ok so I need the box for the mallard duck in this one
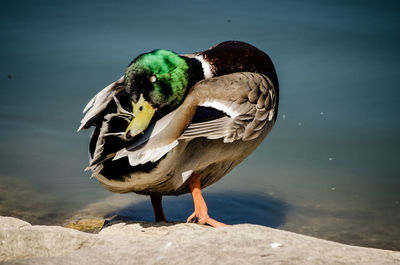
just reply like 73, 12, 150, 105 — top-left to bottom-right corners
78, 41, 279, 227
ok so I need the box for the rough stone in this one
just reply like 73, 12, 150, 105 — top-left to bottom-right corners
1, 216, 399, 265
64, 218, 105, 233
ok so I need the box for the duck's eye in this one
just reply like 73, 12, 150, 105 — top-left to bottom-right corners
149, 75, 157, 83
139, 106, 143, 111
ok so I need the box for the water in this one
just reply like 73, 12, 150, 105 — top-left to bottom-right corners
1, 0, 399, 250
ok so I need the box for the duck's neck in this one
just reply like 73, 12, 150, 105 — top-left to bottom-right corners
183, 57, 207, 88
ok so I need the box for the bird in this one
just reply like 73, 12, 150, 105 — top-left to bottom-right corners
78, 41, 279, 227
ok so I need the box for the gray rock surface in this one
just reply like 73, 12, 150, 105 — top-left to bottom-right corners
1, 216, 399, 265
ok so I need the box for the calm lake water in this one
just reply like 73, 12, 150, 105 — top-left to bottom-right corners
1, 0, 399, 250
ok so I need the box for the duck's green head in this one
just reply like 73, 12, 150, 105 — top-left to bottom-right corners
124, 49, 190, 138
125, 49, 189, 109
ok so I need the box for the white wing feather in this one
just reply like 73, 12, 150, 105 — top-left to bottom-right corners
78, 76, 124, 132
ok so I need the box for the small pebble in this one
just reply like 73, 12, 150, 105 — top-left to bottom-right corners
329, 157, 333, 161
270, 242, 283, 248
164, 242, 172, 249
282, 114, 286, 119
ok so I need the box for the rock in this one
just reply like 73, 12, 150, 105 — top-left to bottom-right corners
1, 216, 399, 265
0, 217, 103, 262
64, 218, 105, 233
0, 217, 30, 230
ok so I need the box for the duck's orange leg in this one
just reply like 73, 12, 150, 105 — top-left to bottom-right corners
186, 173, 229, 227
150, 194, 167, 222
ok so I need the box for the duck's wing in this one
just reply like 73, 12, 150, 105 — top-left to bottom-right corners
112, 72, 277, 167
78, 76, 125, 132
180, 72, 277, 142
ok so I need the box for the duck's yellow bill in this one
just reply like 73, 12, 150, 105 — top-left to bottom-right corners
125, 94, 156, 139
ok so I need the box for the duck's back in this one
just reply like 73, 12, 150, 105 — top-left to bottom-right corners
198, 41, 278, 88
190, 40, 279, 115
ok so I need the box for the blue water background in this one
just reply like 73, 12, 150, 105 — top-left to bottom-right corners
0, 0, 399, 250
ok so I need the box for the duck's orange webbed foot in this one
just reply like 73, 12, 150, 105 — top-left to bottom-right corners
186, 173, 229, 228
